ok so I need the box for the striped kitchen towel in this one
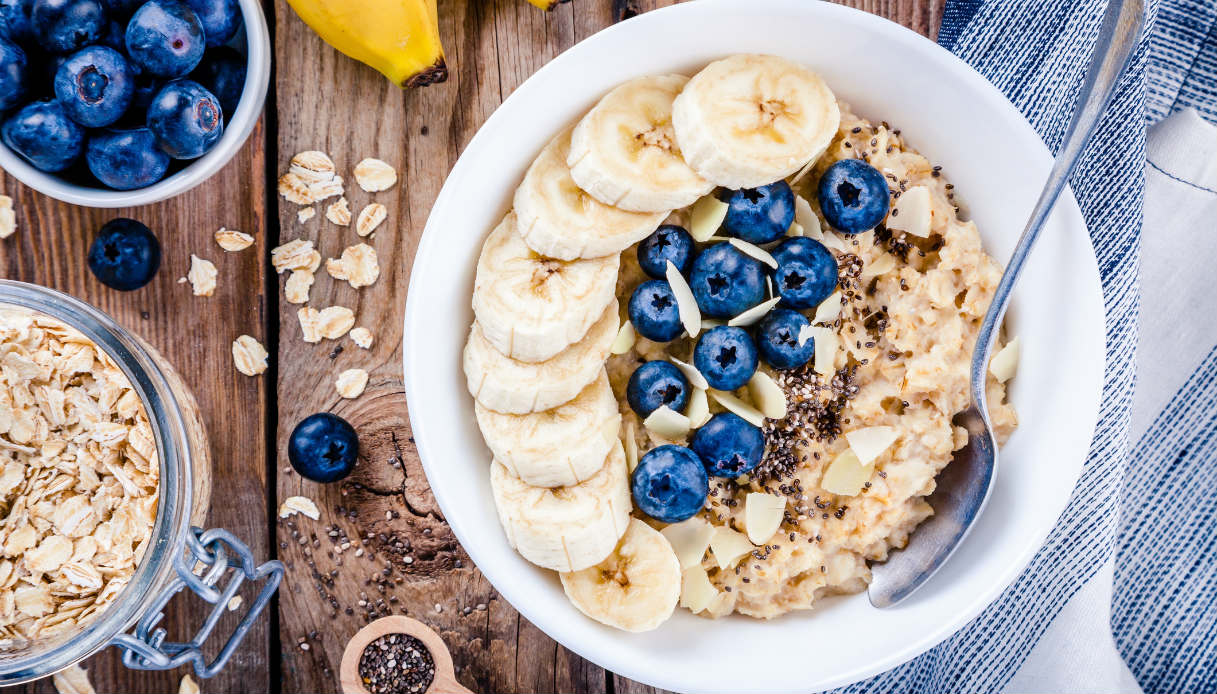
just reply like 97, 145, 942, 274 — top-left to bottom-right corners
839, 1, 1217, 692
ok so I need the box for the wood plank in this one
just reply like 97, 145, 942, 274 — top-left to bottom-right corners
0, 123, 271, 694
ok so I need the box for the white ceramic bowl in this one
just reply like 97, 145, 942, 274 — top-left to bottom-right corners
0, 0, 270, 208
404, 2, 1105, 691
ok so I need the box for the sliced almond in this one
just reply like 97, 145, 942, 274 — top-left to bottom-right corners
278, 495, 320, 520
356, 203, 387, 236
643, 405, 691, 440
821, 448, 872, 496
668, 356, 708, 390
709, 526, 754, 570
845, 426, 898, 465
680, 565, 719, 613
610, 320, 636, 355
666, 260, 701, 339
727, 296, 781, 327
622, 419, 639, 472
786, 221, 803, 238
744, 492, 785, 544
354, 157, 398, 192
689, 194, 728, 242
812, 290, 842, 324
231, 335, 268, 376
708, 389, 765, 426
214, 227, 253, 251
335, 368, 369, 399
660, 517, 714, 569
686, 387, 710, 428
326, 197, 352, 226
888, 185, 932, 237
701, 318, 724, 331
809, 326, 838, 376
861, 252, 897, 278
728, 238, 778, 268
794, 194, 822, 238
747, 372, 786, 419
990, 337, 1020, 383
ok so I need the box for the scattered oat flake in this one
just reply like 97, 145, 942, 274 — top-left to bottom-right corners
0, 195, 15, 239
330, 243, 379, 289
214, 227, 253, 251
355, 203, 386, 236
354, 158, 397, 192
350, 327, 373, 349
284, 269, 314, 304
288, 150, 335, 184
279, 496, 320, 520
227, 595, 243, 611
277, 172, 315, 205
326, 198, 351, 226
232, 335, 268, 376
308, 175, 344, 203
336, 368, 369, 399
298, 307, 322, 343
53, 664, 95, 694
178, 673, 201, 694
187, 255, 217, 297
318, 306, 355, 339
271, 239, 316, 273
325, 257, 347, 281
297, 207, 316, 224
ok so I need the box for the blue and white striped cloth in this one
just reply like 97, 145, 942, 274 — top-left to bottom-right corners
837, 1, 1217, 692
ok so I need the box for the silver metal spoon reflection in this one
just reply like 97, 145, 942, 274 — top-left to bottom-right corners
868, 0, 1145, 609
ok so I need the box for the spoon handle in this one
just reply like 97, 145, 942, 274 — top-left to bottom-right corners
970, 0, 1145, 409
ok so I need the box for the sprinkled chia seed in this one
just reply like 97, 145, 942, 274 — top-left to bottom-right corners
358, 633, 435, 694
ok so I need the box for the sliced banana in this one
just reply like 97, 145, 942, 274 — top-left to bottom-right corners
473, 213, 620, 363
491, 441, 632, 572
475, 370, 622, 488
568, 74, 714, 213
673, 54, 841, 189
515, 130, 668, 260
560, 518, 681, 632
463, 301, 619, 414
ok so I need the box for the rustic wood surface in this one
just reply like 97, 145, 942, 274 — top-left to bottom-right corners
0, 1, 941, 692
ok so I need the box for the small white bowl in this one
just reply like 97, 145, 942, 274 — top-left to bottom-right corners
405, 2, 1106, 691
0, 0, 270, 208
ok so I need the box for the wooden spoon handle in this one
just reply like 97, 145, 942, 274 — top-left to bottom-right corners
429, 671, 474, 694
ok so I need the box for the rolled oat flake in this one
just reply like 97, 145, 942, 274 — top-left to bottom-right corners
359, 633, 436, 694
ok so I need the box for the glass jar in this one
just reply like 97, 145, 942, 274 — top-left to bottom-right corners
0, 280, 282, 685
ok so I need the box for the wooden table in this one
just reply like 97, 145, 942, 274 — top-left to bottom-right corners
0, 1, 942, 691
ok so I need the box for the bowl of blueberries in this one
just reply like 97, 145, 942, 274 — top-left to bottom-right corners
0, 0, 270, 207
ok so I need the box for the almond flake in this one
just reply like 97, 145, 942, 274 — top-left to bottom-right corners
335, 368, 369, 398
669, 356, 708, 390
748, 371, 787, 419
643, 405, 690, 440
990, 337, 1020, 382
0, 195, 15, 239
708, 389, 765, 426
297, 307, 322, 343
214, 227, 253, 251
284, 270, 314, 304
887, 185, 932, 237
686, 387, 710, 428
355, 203, 387, 236
727, 296, 780, 327
350, 327, 373, 349
689, 194, 728, 242
231, 335, 268, 376
744, 492, 785, 544
709, 526, 755, 569
661, 517, 714, 569
821, 448, 871, 496
845, 426, 898, 464
278, 495, 320, 520
187, 255, 217, 297
728, 238, 778, 268
318, 306, 355, 339
278, 172, 315, 205
354, 158, 398, 192
666, 260, 701, 338
610, 321, 635, 355
622, 419, 639, 472
297, 206, 316, 224
227, 596, 243, 611
326, 198, 352, 226
330, 243, 379, 289
679, 565, 718, 613
271, 239, 317, 273
288, 150, 336, 184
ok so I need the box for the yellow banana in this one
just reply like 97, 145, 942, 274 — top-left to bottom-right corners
285, 0, 448, 88
526, 0, 571, 9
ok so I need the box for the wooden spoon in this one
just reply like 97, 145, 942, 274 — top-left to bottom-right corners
339, 615, 473, 694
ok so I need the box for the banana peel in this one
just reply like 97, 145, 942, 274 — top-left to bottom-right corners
285, 0, 448, 88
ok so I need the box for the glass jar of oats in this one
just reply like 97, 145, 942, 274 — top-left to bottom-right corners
0, 281, 282, 685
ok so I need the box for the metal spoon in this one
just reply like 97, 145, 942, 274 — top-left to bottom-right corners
868, 0, 1145, 608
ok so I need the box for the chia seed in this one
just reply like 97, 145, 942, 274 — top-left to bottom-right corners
358, 633, 435, 694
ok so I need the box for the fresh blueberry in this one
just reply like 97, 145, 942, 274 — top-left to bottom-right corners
288, 412, 359, 483
86, 128, 169, 189
183, 0, 239, 47
31, 0, 106, 54
817, 158, 890, 233
628, 280, 682, 343
690, 413, 764, 478
693, 325, 758, 392
126, 0, 204, 78
631, 445, 707, 523
146, 78, 222, 158
0, 37, 28, 111
771, 237, 837, 310
1, 100, 83, 171
722, 181, 795, 244
626, 361, 689, 419
53, 45, 133, 126
757, 309, 815, 370
0, 0, 37, 45
636, 224, 693, 279
688, 242, 767, 318
87, 218, 161, 290
190, 45, 241, 114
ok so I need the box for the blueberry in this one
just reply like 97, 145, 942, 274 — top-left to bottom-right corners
31, 0, 106, 54
86, 128, 169, 189
99, 0, 141, 18
87, 218, 160, 290
757, 309, 815, 370
288, 413, 359, 483
631, 445, 707, 523
817, 158, 890, 234
53, 45, 133, 126
722, 181, 795, 244
628, 280, 682, 343
183, 0, 239, 47
126, 0, 204, 78
771, 237, 837, 310
0, 0, 37, 45
626, 361, 689, 418
0, 37, 28, 111
190, 45, 241, 114
146, 78, 222, 158
693, 325, 758, 392
689, 242, 767, 319
1, 100, 83, 171
690, 413, 764, 478
636, 224, 693, 279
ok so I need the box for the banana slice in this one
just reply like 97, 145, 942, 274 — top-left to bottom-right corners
464, 301, 619, 414
515, 130, 668, 260
559, 518, 681, 632
673, 54, 842, 189
473, 213, 620, 363
568, 74, 715, 213
475, 370, 622, 488
491, 441, 632, 572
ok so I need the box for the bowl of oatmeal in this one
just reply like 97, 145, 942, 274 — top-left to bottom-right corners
403, 1, 1105, 691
